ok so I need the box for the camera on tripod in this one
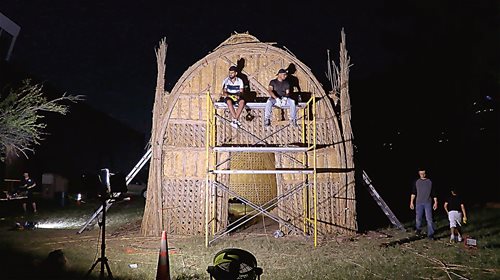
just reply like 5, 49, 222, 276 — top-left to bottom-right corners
97, 169, 127, 197
85, 167, 127, 280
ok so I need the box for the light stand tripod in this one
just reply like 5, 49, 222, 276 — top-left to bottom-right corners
85, 194, 113, 279
85, 169, 114, 280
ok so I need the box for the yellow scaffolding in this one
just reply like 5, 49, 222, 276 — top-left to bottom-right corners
205, 91, 317, 246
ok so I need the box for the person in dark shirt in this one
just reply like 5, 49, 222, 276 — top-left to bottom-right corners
19, 172, 37, 213
264, 68, 298, 127
444, 187, 467, 243
410, 168, 437, 239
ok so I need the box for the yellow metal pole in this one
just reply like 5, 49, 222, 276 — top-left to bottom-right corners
205, 91, 210, 247
210, 100, 216, 236
302, 97, 315, 233
301, 106, 306, 144
313, 94, 318, 247
212, 104, 217, 146
302, 105, 307, 233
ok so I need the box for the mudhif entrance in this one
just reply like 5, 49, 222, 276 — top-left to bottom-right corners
141, 32, 356, 247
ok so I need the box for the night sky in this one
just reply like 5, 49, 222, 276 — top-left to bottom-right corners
2, 1, 495, 131
1, 1, 498, 203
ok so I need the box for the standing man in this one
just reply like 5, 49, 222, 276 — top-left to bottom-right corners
222, 65, 245, 129
19, 172, 38, 214
410, 168, 437, 239
264, 68, 297, 127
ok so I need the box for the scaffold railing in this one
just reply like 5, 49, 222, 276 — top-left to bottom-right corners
204, 91, 318, 246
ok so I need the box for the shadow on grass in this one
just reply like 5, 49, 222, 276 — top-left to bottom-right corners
0, 243, 105, 280
0, 240, 207, 280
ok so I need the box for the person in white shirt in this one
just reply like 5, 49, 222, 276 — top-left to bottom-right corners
221, 66, 245, 128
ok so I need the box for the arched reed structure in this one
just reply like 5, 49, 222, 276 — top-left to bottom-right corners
142, 33, 356, 244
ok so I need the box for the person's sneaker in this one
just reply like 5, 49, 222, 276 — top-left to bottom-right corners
457, 235, 462, 242
428, 235, 435, 241
450, 234, 455, 243
290, 119, 298, 127
230, 120, 239, 129
415, 230, 422, 236
264, 119, 271, 127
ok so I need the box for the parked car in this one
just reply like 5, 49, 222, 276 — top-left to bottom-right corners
127, 178, 147, 198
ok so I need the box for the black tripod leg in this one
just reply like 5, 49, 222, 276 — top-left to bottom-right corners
104, 258, 114, 279
85, 197, 114, 279
85, 259, 100, 278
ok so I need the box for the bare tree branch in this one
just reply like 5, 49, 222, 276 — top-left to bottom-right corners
0, 79, 84, 161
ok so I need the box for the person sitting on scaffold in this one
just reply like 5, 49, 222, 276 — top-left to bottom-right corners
221, 65, 245, 129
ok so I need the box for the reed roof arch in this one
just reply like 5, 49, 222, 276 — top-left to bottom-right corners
157, 33, 342, 143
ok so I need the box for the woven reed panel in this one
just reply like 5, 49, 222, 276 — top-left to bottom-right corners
190, 96, 202, 120
274, 152, 306, 233
205, 172, 230, 233
345, 172, 357, 230
161, 147, 213, 235
210, 155, 230, 232
162, 148, 206, 179
315, 98, 328, 119
316, 181, 342, 235
276, 182, 305, 232
200, 95, 208, 121
211, 178, 230, 232
162, 178, 206, 235
228, 152, 277, 206
177, 97, 190, 120
200, 61, 214, 93
316, 122, 337, 144
165, 123, 205, 147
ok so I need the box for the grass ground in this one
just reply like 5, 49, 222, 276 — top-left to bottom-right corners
0, 197, 499, 279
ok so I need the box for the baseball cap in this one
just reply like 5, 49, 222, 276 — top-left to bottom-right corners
276, 68, 287, 75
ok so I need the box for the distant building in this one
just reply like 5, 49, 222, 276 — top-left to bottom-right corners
0, 11, 20, 61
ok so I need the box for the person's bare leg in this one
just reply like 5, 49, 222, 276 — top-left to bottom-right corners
235, 99, 245, 119
22, 203, 27, 213
226, 99, 237, 119
32, 202, 37, 213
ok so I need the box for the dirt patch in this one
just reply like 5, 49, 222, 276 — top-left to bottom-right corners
110, 218, 142, 237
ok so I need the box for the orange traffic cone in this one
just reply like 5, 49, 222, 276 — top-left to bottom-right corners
156, 230, 171, 280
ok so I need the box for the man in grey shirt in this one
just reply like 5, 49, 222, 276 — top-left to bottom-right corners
410, 168, 438, 239
264, 68, 297, 127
